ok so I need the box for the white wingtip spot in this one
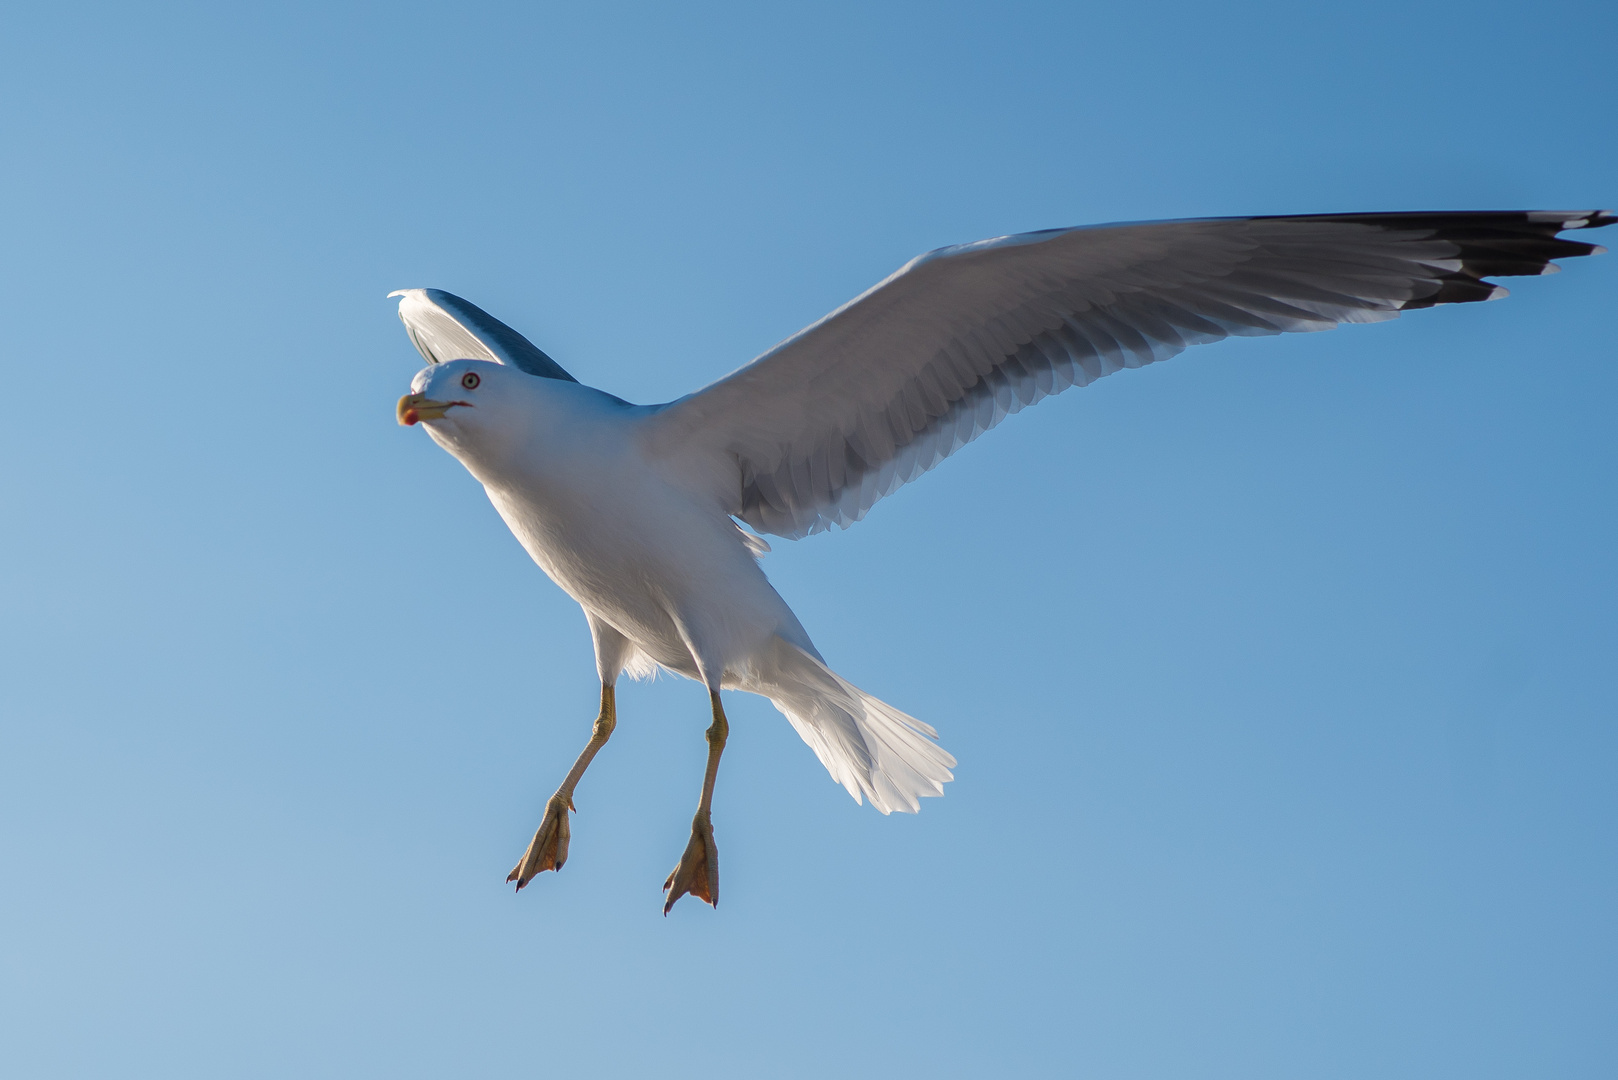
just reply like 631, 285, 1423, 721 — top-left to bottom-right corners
1592, 244, 1609, 256
1540, 263, 1561, 275
1488, 285, 1510, 300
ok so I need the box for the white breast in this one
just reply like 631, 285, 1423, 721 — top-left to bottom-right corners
444, 381, 804, 682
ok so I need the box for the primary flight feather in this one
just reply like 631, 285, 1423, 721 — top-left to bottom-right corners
391, 210, 1611, 912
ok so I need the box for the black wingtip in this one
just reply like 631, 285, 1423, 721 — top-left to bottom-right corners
1556, 210, 1615, 230
1247, 210, 1613, 312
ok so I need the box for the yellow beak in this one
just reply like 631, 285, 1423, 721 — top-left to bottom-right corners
397, 393, 461, 426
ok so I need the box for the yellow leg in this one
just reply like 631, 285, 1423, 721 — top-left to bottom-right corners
662, 690, 728, 913
508, 683, 617, 890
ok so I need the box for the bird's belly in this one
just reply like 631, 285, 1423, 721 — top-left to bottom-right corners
483, 480, 794, 678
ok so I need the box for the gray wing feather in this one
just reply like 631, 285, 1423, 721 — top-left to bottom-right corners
647, 210, 1612, 539
388, 288, 577, 382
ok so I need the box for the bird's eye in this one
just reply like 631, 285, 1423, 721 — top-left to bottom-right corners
461, 372, 481, 390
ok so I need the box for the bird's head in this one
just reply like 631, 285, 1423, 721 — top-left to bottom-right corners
397, 358, 534, 464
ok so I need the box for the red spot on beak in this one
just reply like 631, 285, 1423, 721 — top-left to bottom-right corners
402, 409, 420, 425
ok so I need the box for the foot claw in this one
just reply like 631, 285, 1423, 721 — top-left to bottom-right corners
662, 811, 718, 913
507, 793, 572, 890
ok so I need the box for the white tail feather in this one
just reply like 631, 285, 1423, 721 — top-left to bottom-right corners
741, 638, 955, 814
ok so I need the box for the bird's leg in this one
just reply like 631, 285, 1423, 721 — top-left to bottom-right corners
507, 683, 617, 890
662, 689, 728, 913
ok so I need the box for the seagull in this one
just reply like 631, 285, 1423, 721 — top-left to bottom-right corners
391, 210, 1611, 912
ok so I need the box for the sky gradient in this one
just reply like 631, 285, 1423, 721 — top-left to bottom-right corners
1, 2, 1614, 1077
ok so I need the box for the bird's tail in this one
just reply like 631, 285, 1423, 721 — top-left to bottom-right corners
742, 637, 955, 814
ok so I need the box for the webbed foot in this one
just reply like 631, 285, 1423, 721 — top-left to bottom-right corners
662, 810, 718, 913
507, 793, 573, 890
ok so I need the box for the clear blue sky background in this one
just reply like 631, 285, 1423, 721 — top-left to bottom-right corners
1, 2, 1613, 1077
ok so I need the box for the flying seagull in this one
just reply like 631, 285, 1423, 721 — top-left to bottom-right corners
392, 210, 1611, 913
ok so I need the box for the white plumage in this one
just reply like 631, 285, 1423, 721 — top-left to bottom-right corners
391, 209, 1610, 909
399, 358, 954, 816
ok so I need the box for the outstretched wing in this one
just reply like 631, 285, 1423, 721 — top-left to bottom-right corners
643, 211, 1612, 539
388, 287, 577, 382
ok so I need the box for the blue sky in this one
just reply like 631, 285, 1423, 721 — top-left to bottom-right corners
1, 1, 1614, 1076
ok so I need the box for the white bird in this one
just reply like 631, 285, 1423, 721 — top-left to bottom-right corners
392, 210, 1611, 912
